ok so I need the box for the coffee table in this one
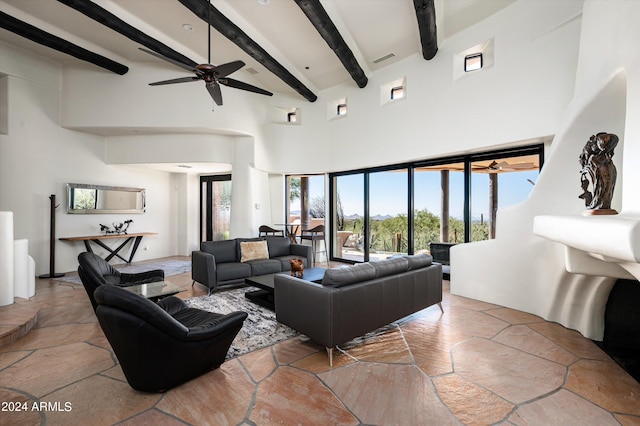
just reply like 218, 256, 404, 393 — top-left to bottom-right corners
122, 280, 183, 301
245, 267, 326, 310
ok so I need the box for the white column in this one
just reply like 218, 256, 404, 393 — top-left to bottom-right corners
13, 239, 29, 299
0, 212, 14, 306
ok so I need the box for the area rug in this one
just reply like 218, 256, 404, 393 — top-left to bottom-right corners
54, 259, 191, 285
186, 287, 298, 359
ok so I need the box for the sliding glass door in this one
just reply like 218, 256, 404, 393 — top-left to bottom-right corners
328, 145, 543, 263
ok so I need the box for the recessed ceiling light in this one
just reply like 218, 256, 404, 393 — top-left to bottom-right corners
257, 0, 269, 5
182, 24, 195, 31
177, 165, 193, 169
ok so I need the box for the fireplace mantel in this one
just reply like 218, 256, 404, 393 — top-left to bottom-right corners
533, 213, 640, 281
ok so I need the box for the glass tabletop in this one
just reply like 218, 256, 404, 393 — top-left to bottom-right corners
123, 281, 183, 299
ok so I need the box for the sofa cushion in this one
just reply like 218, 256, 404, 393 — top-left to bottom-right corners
240, 240, 269, 262
236, 238, 262, 260
216, 262, 251, 282
201, 240, 238, 264
246, 259, 282, 276
322, 263, 376, 288
405, 254, 433, 270
372, 257, 409, 278
263, 236, 291, 258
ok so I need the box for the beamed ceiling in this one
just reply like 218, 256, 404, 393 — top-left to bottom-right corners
0, 0, 516, 100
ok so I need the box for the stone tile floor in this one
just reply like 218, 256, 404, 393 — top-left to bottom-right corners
0, 256, 639, 425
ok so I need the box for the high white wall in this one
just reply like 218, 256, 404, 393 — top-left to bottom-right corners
0, 0, 586, 277
0, 44, 176, 274
259, 0, 583, 174
451, 0, 639, 340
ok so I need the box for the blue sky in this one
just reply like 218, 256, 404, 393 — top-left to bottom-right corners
291, 169, 538, 220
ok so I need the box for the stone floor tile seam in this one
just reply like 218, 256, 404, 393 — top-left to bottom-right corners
0, 348, 35, 370
489, 324, 581, 369
560, 386, 634, 421
527, 324, 613, 363
307, 371, 364, 424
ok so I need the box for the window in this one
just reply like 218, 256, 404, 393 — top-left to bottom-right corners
390, 86, 405, 100
464, 53, 483, 72
337, 103, 347, 116
329, 145, 543, 262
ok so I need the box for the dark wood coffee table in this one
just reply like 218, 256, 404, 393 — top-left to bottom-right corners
245, 267, 326, 310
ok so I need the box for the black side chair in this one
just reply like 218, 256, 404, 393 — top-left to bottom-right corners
77, 252, 165, 312
94, 285, 248, 392
299, 225, 328, 266
258, 225, 284, 237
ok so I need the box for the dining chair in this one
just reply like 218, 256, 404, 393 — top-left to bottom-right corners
258, 225, 284, 237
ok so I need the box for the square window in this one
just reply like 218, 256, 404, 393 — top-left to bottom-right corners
337, 103, 347, 116
390, 86, 404, 100
464, 53, 483, 72
287, 112, 297, 123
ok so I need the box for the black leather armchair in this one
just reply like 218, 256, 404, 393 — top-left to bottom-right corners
94, 285, 248, 392
77, 252, 165, 312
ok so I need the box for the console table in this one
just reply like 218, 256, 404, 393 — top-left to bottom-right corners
60, 232, 157, 264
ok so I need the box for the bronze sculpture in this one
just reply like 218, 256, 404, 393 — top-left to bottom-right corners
579, 132, 618, 214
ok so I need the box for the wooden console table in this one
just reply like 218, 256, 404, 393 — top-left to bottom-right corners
60, 232, 157, 264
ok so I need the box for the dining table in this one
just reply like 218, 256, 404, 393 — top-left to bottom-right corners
275, 223, 303, 244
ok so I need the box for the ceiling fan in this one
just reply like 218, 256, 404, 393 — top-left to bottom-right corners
139, 0, 272, 107
473, 160, 537, 173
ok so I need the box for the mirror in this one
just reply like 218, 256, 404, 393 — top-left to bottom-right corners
67, 183, 145, 214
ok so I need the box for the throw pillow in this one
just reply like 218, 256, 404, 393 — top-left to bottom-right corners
240, 241, 269, 262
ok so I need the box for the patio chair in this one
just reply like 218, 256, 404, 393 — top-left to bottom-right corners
258, 225, 284, 237
299, 225, 328, 266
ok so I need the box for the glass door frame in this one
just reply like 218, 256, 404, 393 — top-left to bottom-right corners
200, 174, 232, 242
328, 145, 544, 263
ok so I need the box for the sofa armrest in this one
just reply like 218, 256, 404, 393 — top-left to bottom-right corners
274, 275, 336, 348
191, 250, 218, 289
290, 244, 313, 268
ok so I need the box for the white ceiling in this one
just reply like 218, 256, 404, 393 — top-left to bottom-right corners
0, 0, 515, 174
0, 0, 515, 94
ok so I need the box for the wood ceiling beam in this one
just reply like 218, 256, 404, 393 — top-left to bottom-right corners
0, 11, 128, 75
293, 0, 367, 89
56, 0, 198, 68
177, 0, 318, 102
413, 0, 438, 60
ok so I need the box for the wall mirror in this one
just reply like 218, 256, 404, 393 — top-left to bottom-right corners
67, 183, 145, 214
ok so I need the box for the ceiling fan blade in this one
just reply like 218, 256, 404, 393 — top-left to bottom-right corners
139, 47, 196, 73
219, 78, 273, 96
214, 60, 245, 77
149, 76, 200, 86
207, 83, 223, 106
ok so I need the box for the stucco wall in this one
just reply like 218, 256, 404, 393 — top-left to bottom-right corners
452, 0, 639, 340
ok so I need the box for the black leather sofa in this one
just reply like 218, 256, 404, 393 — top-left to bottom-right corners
192, 236, 312, 294
274, 254, 443, 366
94, 285, 247, 392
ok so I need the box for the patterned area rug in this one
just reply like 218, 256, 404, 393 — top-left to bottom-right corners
186, 287, 298, 359
54, 259, 192, 285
